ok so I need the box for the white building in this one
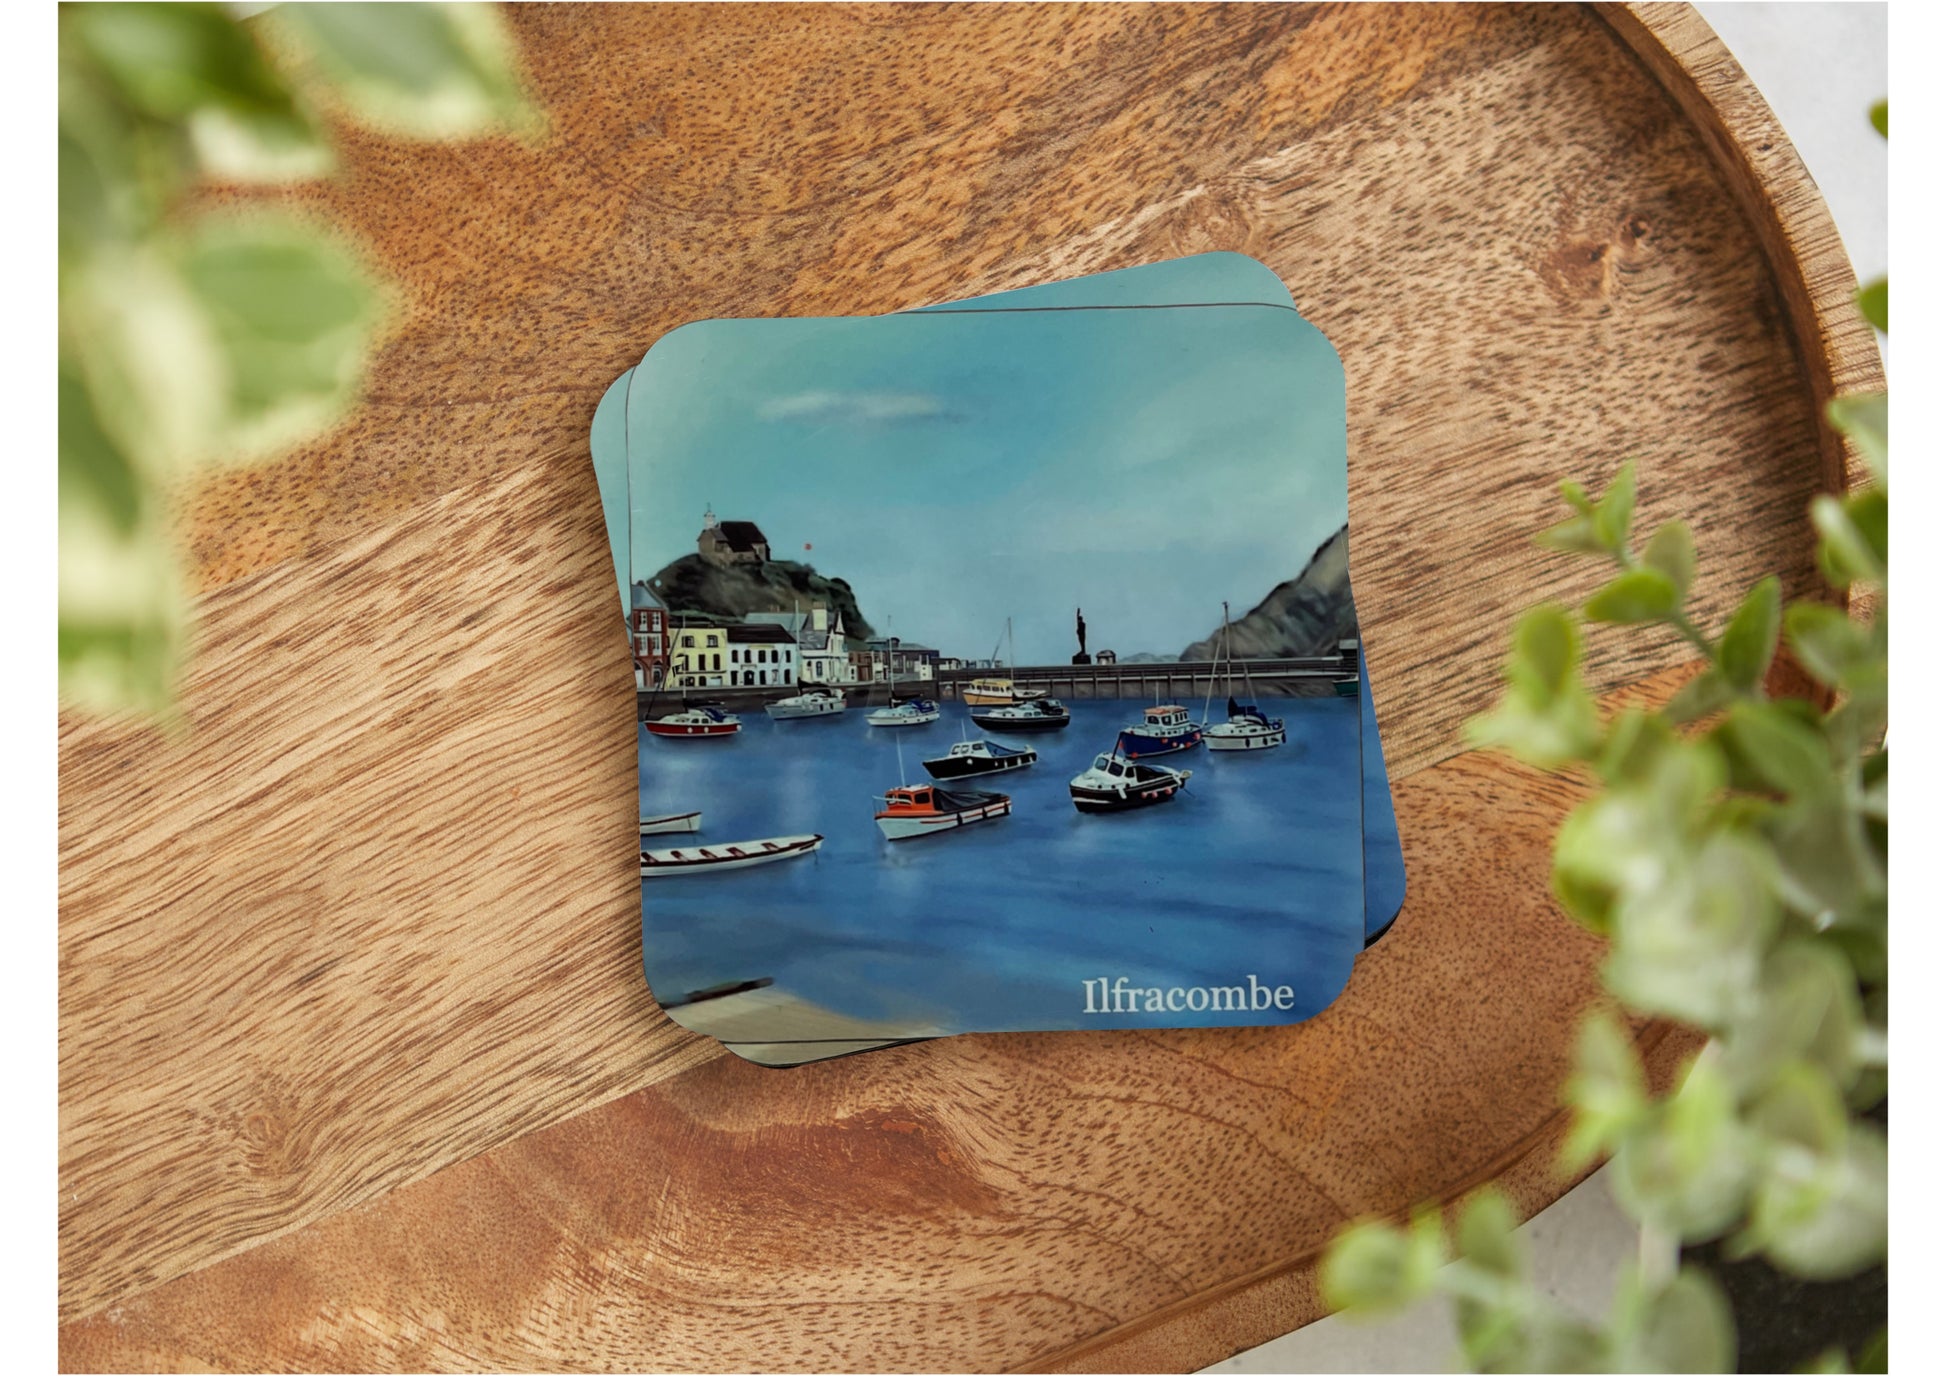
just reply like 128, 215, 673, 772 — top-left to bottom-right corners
744, 605, 854, 685
726, 623, 798, 687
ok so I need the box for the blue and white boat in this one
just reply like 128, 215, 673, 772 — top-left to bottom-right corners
1116, 704, 1203, 758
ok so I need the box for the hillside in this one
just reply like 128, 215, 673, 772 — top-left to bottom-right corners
647, 554, 878, 642
1179, 524, 1357, 660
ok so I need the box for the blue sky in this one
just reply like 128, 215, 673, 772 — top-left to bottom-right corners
627, 306, 1346, 666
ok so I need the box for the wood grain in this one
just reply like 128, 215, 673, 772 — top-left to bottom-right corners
60, 731, 1686, 1373
59, 1, 1880, 1369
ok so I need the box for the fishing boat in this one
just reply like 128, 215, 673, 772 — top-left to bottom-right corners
1068, 749, 1193, 812
922, 739, 1037, 780
961, 617, 1049, 705
874, 783, 1011, 840
969, 697, 1071, 732
639, 811, 702, 835
1116, 704, 1203, 757
866, 697, 940, 728
1202, 601, 1287, 751
765, 687, 848, 721
641, 833, 822, 875
645, 705, 741, 738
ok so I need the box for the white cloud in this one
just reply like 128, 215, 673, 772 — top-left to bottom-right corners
757, 390, 952, 425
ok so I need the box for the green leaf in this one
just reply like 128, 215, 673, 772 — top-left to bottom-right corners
1720, 700, 1831, 798
1784, 603, 1870, 688
1720, 942, 1864, 1094
1742, 1122, 1886, 1279
1561, 1014, 1647, 1169
1746, 1061, 1849, 1156
1641, 521, 1696, 599
1853, 278, 1886, 334
1869, 99, 1886, 138
1717, 575, 1781, 691
1663, 668, 1734, 725
1455, 1189, 1523, 1278
1594, 709, 1677, 786
1592, 460, 1638, 551
1559, 479, 1593, 513
1825, 392, 1887, 483
175, 215, 382, 461
66, 2, 330, 181
1812, 492, 1886, 587
1537, 512, 1612, 557
1320, 1210, 1446, 1315
1467, 605, 1601, 769
58, 361, 142, 535
1633, 1269, 1736, 1374
1611, 1056, 1753, 1240
273, 2, 538, 141
1586, 567, 1679, 625
1511, 603, 1579, 699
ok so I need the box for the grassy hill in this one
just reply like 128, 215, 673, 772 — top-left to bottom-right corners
647, 554, 878, 643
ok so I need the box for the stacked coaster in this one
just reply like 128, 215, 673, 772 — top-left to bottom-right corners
588, 254, 1404, 1067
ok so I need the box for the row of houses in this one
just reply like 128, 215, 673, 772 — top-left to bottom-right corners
628, 583, 982, 690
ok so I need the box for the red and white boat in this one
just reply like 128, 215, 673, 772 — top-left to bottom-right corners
873, 784, 1011, 841
640, 833, 822, 875
645, 706, 741, 738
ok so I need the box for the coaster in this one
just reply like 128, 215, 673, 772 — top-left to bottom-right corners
625, 303, 1366, 1044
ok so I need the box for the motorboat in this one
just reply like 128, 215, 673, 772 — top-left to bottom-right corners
638, 811, 702, 835
645, 706, 741, 738
866, 698, 940, 728
873, 784, 1011, 840
962, 676, 1047, 706
765, 687, 848, 721
640, 833, 822, 874
1116, 704, 1203, 757
969, 697, 1070, 732
922, 739, 1037, 780
1068, 751, 1192, 812
962, 617, 1049, 705
1205, 698, 1287, 751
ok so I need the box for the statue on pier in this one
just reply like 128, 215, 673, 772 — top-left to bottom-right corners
1072, 608, 1090, 665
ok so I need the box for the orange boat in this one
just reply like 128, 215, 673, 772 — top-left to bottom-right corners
873, 783, 1011, 841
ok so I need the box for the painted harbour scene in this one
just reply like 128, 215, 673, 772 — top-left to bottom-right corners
626, 306, 1389, 1038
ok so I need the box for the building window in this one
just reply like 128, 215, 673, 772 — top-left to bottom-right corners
712, 653, 721, 672
682, 634, 694, 648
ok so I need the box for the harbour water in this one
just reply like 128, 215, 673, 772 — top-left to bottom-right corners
638, 695, 1366, 1036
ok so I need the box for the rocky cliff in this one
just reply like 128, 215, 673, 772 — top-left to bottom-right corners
1179, 524, 1357, 660
647, 554, 878, 642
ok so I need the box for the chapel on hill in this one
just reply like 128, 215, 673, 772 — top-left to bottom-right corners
697, 507, 770, 566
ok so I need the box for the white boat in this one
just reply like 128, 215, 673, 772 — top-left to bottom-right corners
1200, 600, 1286, 752
1068, 750, 1192, 812
866, 698, 940, 728
765, 687, 848, 721
1206, 705, 1287, 751
873, 784, 1011, 840
641, 833, 822, 875
639, 811, 702, 835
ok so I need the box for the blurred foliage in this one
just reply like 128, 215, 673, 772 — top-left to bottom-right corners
1321, 106, 1888, 1373
59, 3, 535, 716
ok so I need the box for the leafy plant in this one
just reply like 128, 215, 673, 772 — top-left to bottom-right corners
1320, 110, 1888, 1373
59, 2, 536, 715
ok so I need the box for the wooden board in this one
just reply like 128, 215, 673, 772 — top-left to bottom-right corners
58, 3, 1879, 1369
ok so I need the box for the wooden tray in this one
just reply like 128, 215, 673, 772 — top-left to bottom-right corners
58, 4, 1880, 1370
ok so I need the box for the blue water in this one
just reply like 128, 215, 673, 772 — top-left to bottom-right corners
639, 695, 1365, 1036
